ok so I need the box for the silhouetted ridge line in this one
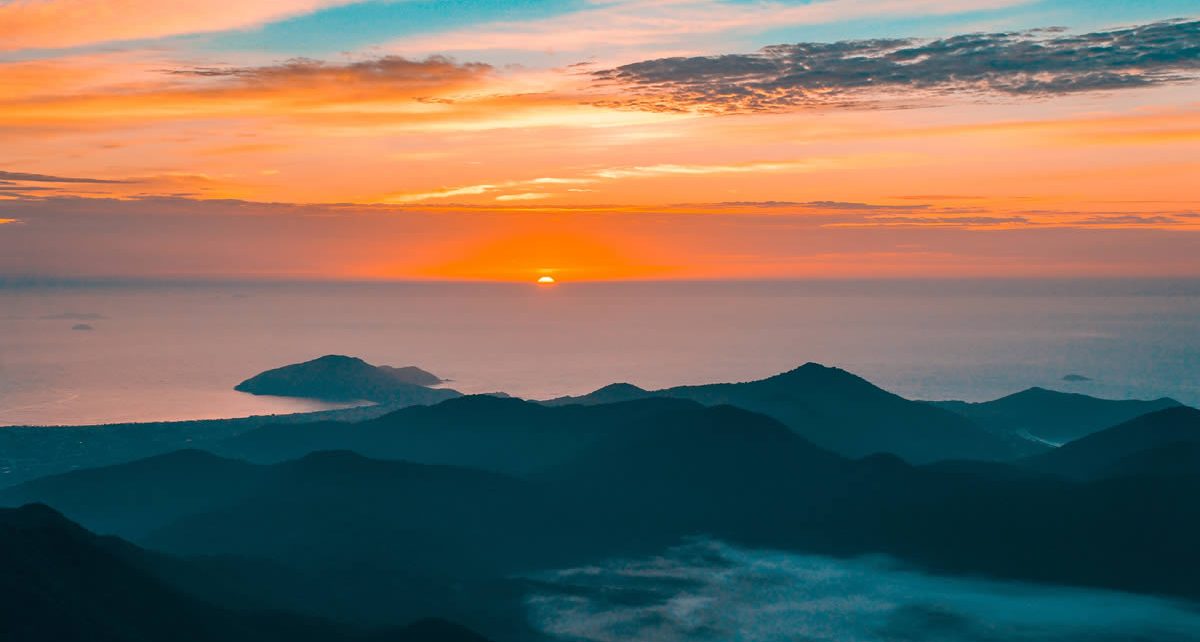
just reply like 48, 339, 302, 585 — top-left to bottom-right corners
929, 386, 1183, 444
1025, 406, 1200, 480
0, 504, 496, 642
546, 362, 1037, 463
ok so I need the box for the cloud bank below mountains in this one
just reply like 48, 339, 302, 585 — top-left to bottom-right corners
527, 540, 1200, 642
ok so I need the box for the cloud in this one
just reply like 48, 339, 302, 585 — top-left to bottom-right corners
496, 192, 553, 202
708, 200, 930, 211
526, 540, 1200, 642
5, 195, 1200, 280
591, 160, 832, 179
0, 52, 614, 138
0, 0, 365, 51
1076, 214, 1184, 226
830, 215, 1032, 228
387, 183, 501, 203
592, 19, 1200, 113
0, 170, 127, 184
164, 55, 492, 90
380, 157, 897, 203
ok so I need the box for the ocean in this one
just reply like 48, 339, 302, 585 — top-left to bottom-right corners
2, 279, 1199, 426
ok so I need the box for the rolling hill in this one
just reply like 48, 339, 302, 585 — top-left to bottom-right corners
545, 363, 1039, 463
9, 395, 1200, 601
929, 387, 1182, 444
1023, 406, 1200, 480
0, 503, 492, 642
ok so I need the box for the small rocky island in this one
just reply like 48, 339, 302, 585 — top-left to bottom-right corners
235, 355, 460, 405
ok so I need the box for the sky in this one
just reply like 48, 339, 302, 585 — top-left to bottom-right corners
1, 0, 1198, 281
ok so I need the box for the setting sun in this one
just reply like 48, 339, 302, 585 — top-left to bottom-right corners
537, 276, 556, 285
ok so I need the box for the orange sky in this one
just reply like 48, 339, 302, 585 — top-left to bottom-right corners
1, 3, 1198, 281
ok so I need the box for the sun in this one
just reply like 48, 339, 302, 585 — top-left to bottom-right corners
537, 275, 556, 285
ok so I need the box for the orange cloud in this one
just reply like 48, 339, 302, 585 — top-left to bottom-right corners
0, 52, 691, 146
379, 155, 912, 204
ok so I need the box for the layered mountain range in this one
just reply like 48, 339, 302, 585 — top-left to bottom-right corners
3, 358, 1198, 641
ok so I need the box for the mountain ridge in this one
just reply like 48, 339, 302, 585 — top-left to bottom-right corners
1024, 406, 1200, 480
929, 387, 1183, 444
544, 362, 1037, 463
0, 503, 493, 642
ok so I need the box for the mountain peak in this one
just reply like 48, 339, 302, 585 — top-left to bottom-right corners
785, 361, 836, 373
0, 503, 77, 531
777, 362, 856, 378
310, 354, 367, 365
766, 362, 878, 390
595, 382, 647, 394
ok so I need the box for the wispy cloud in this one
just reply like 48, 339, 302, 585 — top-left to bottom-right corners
0, 52, 664, 139
496, 192, 553, 202
593, 19, 1200, 113
381, 157, 894, 203
0, 170, 127, 184
164, 55, 492, 90
5, 195, 1200, 280
389, 184, 502, 203
830, 215, 1032, 228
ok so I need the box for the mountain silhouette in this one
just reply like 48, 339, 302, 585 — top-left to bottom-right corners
1101, 441, 1200, 479
12, 393, 1200, 601
0, 402, 402, 485
546, 363, 1036, 463
0, 449, 266, 538
2, 448, 576, 577
1023, 406, 1200, 480
219, 395, 825, 476
235, 355, 459, 404
930, 387, 1182, 444
0, 362, 1050, 484
0, 504, 493, 642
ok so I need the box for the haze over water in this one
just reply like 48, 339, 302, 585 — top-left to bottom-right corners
3, 278, 1198, 426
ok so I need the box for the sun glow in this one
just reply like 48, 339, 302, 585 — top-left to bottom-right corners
537, 275, 556, 284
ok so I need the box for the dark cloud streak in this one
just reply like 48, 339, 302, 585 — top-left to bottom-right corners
0, 170, 127, 184
592, 19, 1200, 113
163, 55, 492, 87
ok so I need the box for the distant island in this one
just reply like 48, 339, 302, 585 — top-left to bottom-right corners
234, 355, 460, 405
1062, 374, 1092, 382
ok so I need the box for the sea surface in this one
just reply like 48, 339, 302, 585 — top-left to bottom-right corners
2, 278, 1199, 426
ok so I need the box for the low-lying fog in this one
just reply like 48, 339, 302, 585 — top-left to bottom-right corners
526, 540, 1200, 642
